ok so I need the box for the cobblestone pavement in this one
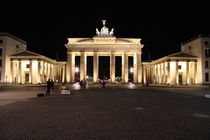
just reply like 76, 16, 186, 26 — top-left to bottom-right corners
0, 86, 210, 140
0, 86, 46, 106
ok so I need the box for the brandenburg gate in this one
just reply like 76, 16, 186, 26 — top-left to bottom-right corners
65, 20, 143, 83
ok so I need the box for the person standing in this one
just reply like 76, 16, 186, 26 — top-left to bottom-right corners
102, 79, 106, 88
83, 78, 87, 90
46, 78, 51, 96
79, 80, 83, 90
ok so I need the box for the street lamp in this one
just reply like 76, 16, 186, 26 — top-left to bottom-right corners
75, 67, 79, 82
75, 67, 79, 73
130, 67, 134, 73
129, 67, 134, 83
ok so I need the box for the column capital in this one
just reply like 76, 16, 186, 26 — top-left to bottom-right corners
67, 52, 74, 55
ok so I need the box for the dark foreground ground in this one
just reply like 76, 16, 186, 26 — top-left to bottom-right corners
0, 86, 210, 140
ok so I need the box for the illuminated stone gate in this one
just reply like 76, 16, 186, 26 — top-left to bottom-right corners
65, 20, 144, 83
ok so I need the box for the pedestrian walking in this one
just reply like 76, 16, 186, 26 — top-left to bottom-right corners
79, 80, 83, 90
102, 79, 106, 88
46, 78, 51, 96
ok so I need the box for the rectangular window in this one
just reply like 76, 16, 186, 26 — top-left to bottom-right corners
205, 60, 209, 68
208, 49, 210, 57
205, 49, 208, 57
204, 41, 209, 45
0, 59, 2, 67
26, 64, 30, 68
0, 40, 3, 44
0, 48, 2, 56
205, 49, 210, 57
178, 65, 182, 69
205, 73, 209, 82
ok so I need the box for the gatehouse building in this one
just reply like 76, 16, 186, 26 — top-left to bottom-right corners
0, 33, 65, 84
1, 21, 210, 85
65, 20, 143, 83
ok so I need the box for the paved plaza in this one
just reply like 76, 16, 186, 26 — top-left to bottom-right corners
0, 85, 210, 140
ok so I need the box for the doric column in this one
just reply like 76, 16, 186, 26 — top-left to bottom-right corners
30, 60, 32, 83
80, 52, 86, 81
175, 61, 178, 85
186, 61, 189, 85
71, 53, 75, 83
48, 64, 50, 80
167, 62, 170, 84
10, 61, 14, 83
45, 62, 47, 81
32, 60, 39, 84
56, 66, 58, 82
51, 65, 53, 80
163, 63, 166, 84
110, 53, 115, 83
158, 63, 162, 84
124, 53, 128, 83
160, 63, 162, 84
121, 53, 125, 83
133, 53, 138, 83
66, 53, 71, 83
84, 53, 87, 79
66, 53, 75, 83
93, 52, 99, 83
42, 62, 45, 83
14, 61, 17, 83
52, 65, 55, 81
13, 61, 16, 83
46, 62, 48, 80
194, 61, 197, 84
143, 65, 146, 84
58, 67, 60, 82
62, 66, 65, 83
157, 64, 159, 83
60, 67, 62, 82
38, 61, 41, 83
137, 52, 142, 83
18, 60, 22, 83
49, 64, 52, 80
162, 63, 164, 84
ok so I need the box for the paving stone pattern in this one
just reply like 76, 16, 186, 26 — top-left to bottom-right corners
0, 87, 210, 140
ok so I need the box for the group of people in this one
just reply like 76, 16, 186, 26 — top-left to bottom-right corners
79, 78, 87, 90
46, 78, 55, 96
99, 79, 107, 88
45, 77, 107, 93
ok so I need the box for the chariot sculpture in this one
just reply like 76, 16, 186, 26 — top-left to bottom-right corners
96, 20, 114, 37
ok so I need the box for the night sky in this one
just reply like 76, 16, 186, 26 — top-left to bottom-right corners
1, 2, 210, 62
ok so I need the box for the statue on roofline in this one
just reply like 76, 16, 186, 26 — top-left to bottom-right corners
109, 28, 114, 36
95, 20, 114, 37
96, 28, 100, 36
102, 20, 106, 26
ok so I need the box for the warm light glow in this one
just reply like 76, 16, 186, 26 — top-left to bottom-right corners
86, 75, 89, 79
75, 67, 79, 73
130, 67, 134, 73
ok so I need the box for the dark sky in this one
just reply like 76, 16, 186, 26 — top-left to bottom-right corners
1, 1, 210, 61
